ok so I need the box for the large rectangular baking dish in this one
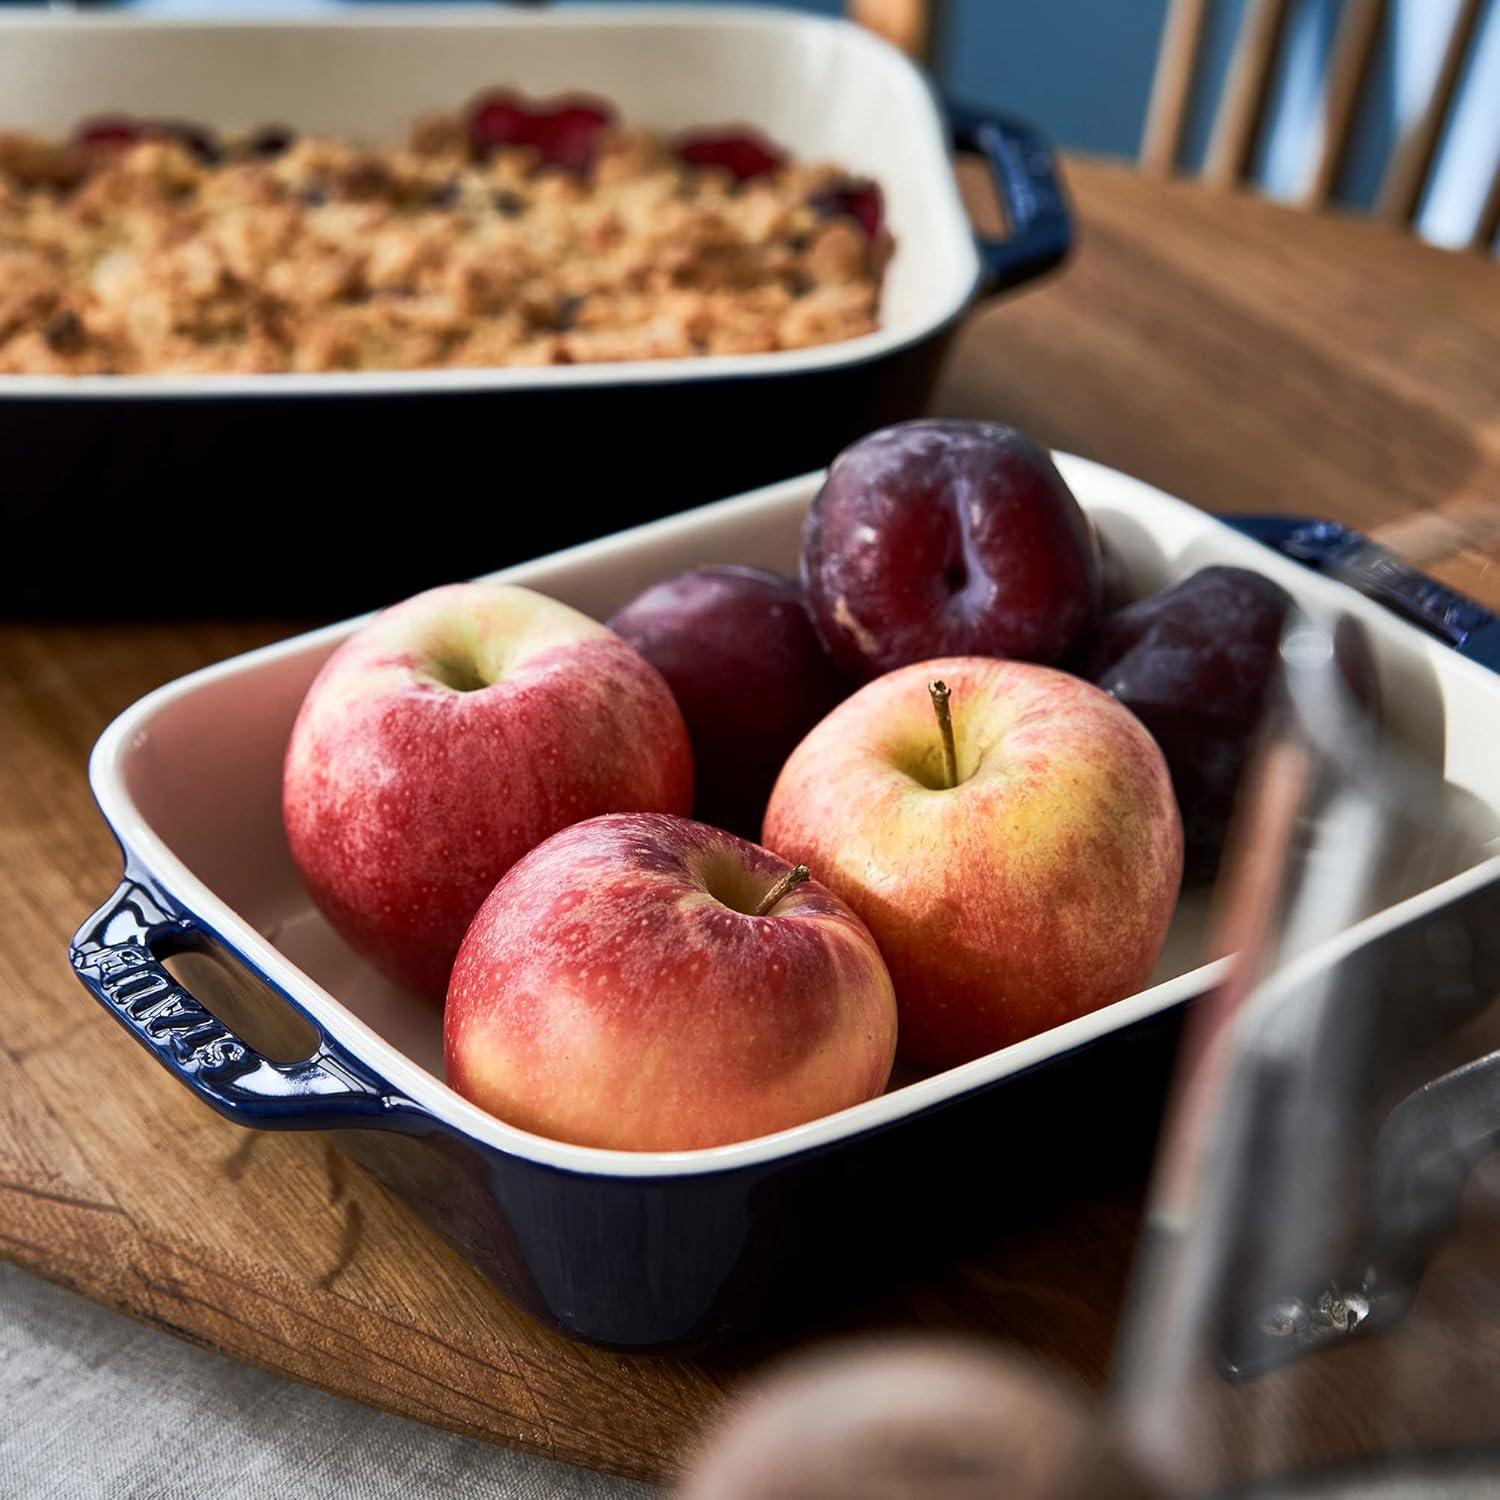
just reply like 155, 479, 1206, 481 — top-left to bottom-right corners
1, 6, 1067, 613
71, 456, 1500, 1349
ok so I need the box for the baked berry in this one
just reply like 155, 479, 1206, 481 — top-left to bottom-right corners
676, 130, 788, 182
73, 116, 142, 149
247, 124, 295, 159
468, 91, 614, 174
42, 309, 87, 355
155, 120, 221, 166
811, 180, 884, 239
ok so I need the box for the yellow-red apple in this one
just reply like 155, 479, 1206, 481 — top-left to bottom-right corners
283, 583, 692, 999
763, 657, 1182, 1070
445, 813, 897, 1150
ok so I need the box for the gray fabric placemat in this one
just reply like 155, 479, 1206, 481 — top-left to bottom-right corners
0, 1259, 652, 1500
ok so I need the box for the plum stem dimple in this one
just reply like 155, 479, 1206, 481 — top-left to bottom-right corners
929, 679, 958, 790
754, 865, 810, 917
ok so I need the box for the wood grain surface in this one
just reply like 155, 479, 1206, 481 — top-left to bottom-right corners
4, 155, 1499, 1486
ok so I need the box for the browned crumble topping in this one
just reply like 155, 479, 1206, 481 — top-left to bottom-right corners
0, 116, 889, 375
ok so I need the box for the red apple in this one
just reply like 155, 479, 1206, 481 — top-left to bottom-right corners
801, 421, 1100, 682
283, 582, 693, 999
445, 813, 897, 1151
763, 657, 1182, 1070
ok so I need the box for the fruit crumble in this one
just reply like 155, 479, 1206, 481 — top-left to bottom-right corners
0, 93, 890, 376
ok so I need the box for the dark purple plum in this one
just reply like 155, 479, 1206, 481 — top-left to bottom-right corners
608, 566, 842, 837
801, 421, 1101, 683
1096, 534, 1134, 613
1079, 565, 1293, 880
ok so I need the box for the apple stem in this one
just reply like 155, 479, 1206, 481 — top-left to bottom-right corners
929, 679, 958, 789
754, 865, 811, 917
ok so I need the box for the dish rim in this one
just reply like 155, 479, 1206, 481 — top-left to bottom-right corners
83, 455, 1500, 1180
0, 4, 981, 400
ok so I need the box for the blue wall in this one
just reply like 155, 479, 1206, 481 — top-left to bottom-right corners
568, 0, 1166, 158
942, 0, 1168, 157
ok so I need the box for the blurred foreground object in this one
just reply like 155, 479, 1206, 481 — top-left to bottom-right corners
676, 1337, 1157, 1500
1118, 603, 1500, 1494
679, 592, 1500, 1498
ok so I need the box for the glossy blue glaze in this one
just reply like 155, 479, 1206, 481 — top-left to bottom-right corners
72, 870, 405, 1128
1224, 514, 1500, 669
948, 104, 1071, 293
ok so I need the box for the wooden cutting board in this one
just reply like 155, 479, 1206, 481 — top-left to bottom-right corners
4, 157, 1499, 1485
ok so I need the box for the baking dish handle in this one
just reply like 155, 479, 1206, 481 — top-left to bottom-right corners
947, 99, 1073, 296
71, 871, 415, 1131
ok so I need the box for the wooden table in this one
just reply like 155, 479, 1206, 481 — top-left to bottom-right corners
4, 156, 1499, 1487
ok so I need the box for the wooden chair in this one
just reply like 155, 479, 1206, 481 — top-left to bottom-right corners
848, 0, 941, 64
851, 0, 1499, 250
1143, 0, 1497, 244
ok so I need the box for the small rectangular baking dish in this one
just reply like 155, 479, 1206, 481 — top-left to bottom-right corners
71, 456, 1500, 1349
0, 6, 1068, 614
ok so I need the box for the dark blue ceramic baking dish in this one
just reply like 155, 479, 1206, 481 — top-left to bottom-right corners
0, 8, 1068, 615
72, 460, 1500, 1349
